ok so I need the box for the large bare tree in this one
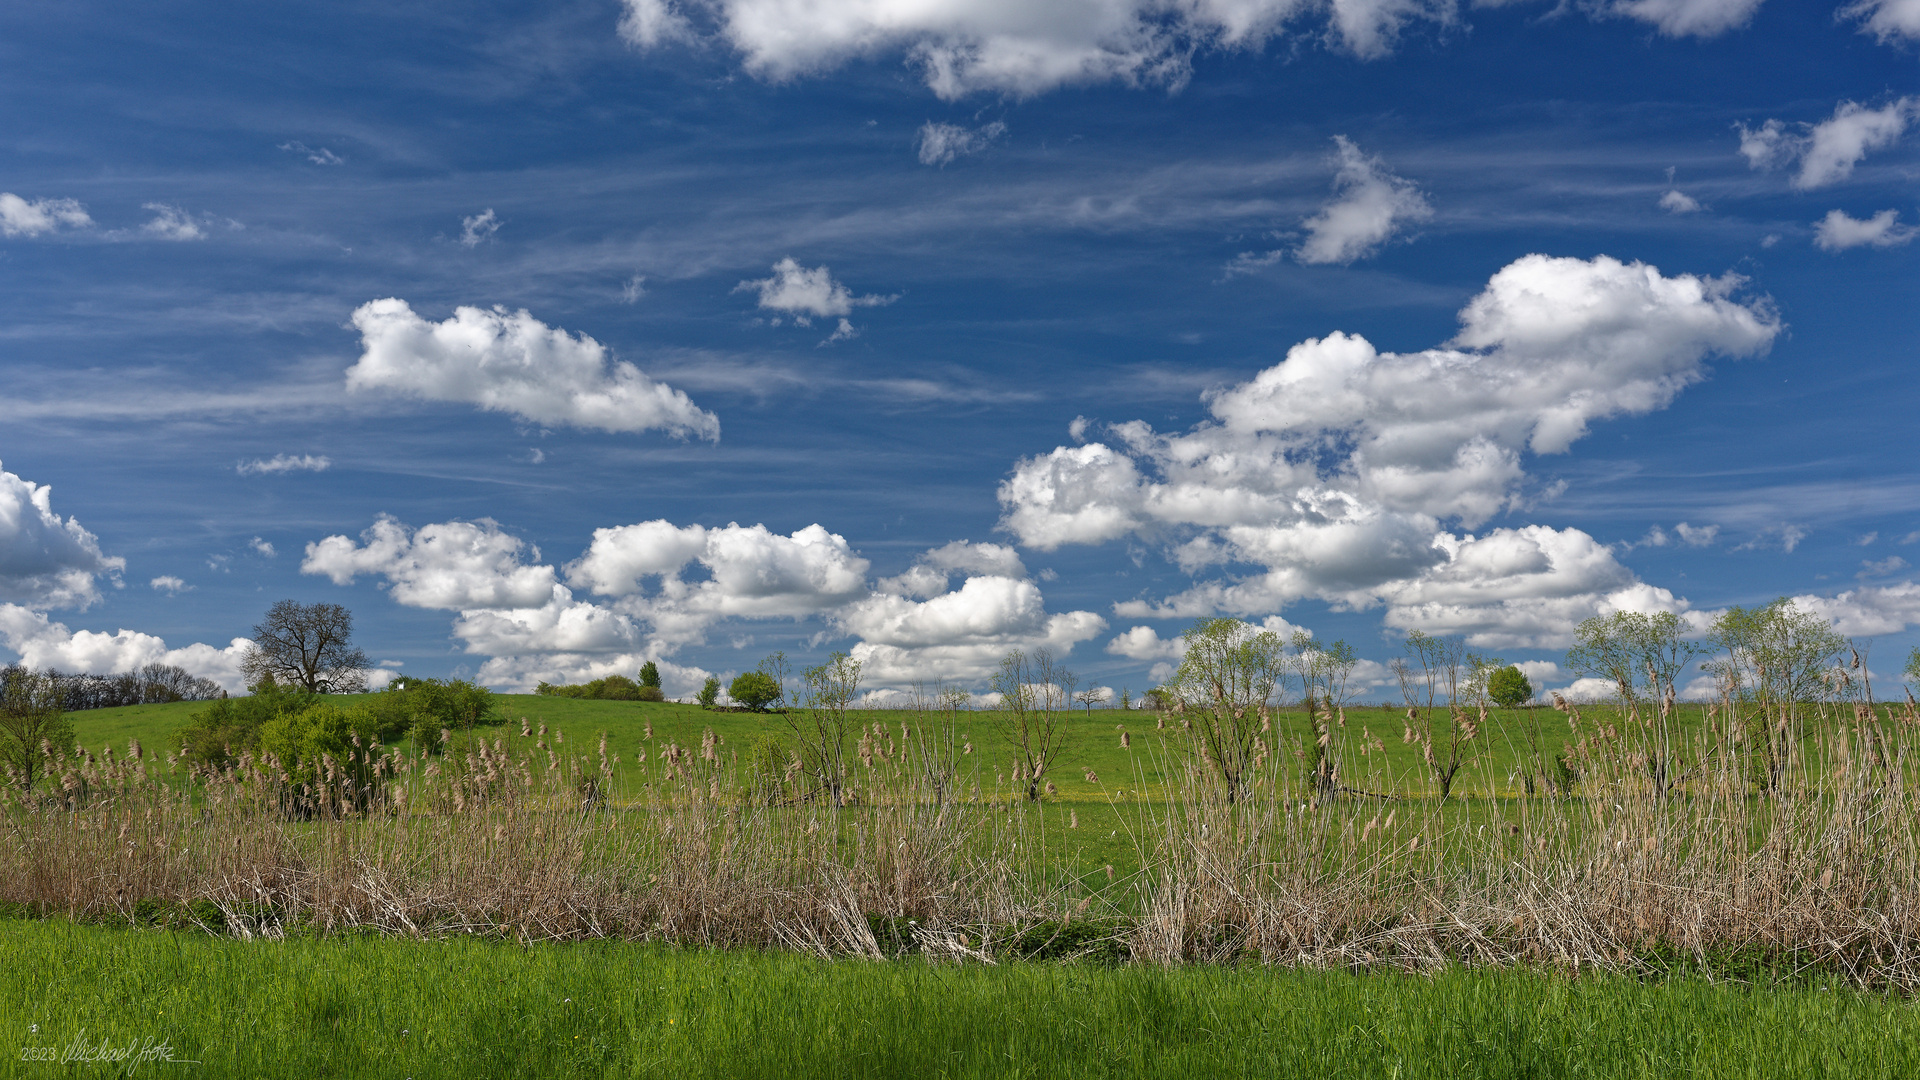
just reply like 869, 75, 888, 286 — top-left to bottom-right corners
241, 600, 370, 693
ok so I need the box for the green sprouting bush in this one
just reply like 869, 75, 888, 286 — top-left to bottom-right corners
698, 677, 721, 708
367, 678, 498, 750
257, 701, 383, 774
176, 681, 318, 768
744, 733, 795, 802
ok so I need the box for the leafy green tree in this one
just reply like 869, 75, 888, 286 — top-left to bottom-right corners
258, 701, 380, 773
1487, 665, 1533, 707
638, 661, 662, 690
730, 671, 781, 711
1904, 646, 1920, 691
698, 677, 721, 708
0, 667, 76, 793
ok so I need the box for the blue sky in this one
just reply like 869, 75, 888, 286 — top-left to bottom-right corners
2, 0, 1917, 701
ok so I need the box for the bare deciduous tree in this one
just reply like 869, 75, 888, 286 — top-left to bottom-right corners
241, 600, 370, 694
991, 648, 1072, 801
1168, 618, 1288, 802
785, 651, 861, 806
1398, 630, 1478, 799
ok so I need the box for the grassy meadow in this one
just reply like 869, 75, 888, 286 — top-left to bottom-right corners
10, 685, 1920, 1075
59, 692, 1616, 890
5, 919, 1919, 1080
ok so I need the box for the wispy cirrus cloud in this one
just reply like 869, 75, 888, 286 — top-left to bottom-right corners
0, 193, 92, 237
236, 453, 331, 476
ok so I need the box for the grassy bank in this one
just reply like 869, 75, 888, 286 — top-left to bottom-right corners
4, 920, 1917, 1079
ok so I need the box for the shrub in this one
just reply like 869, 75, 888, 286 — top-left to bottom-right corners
257, 701, 381, 775
698, 677, 721, 708
536, 677, 661, 703
177, 682, 317, 768
365, 678, 498, 750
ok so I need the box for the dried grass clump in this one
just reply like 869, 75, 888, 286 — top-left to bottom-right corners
1129, 694, 1920, 987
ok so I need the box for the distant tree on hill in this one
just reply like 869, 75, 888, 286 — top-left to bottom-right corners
639, 661, 662, 690
1487, 665, 1533, 707
730, 671, 781, 711
242, 600, 369, 693
698, 677, 721, 708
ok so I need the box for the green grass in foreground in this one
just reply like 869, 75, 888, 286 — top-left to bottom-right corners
4, 922, 1918, 1079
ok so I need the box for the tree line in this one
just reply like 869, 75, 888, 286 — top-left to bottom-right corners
0, 662, 224, 712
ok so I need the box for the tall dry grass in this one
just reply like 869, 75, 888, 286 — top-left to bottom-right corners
6, 693, 1920, 986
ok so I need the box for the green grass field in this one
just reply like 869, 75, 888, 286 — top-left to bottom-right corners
64, 693, 1604, 889
54, 693, 1729, 894
72, 693, 1612, 804
4, 920, 1916, 1080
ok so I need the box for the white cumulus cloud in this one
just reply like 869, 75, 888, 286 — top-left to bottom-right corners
1001, 253, 1780, 647
303, 516, 561, 610
0, 193, 92, 238
1106, 624, 1186, 660
460, 208, 500, 247
0, 604, 251, 691
1814, 209, 1919, 252
149, 576, 191, 595
0, 462, 125, 610
1790, 581, 1920, 636
1659, 189, 1702, 214
840, 575, 1106, 684
1295, 137, 1432, 266
736, 258, 896, 325
305, 513, 1100, 689
346, 299, 719, 439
